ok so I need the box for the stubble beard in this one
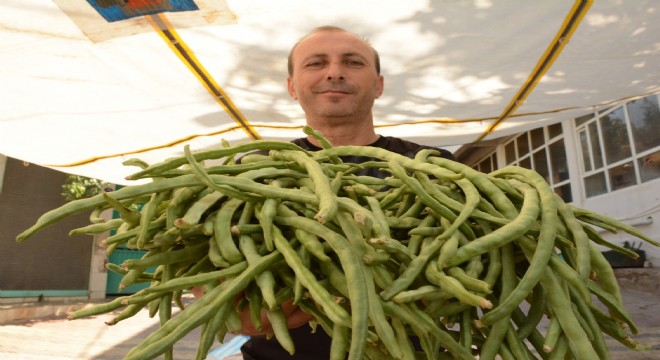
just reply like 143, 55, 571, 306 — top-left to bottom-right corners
316, 93, 376, 124
301, 95, 355, 124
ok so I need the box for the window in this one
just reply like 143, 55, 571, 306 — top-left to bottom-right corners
475, 153, 496, 174
575, 94, 660, 197
629, 96, 660, 153
503, 124, 572, 202
639, 150, 660, 182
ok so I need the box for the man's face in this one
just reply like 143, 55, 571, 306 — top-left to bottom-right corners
287, 30, 384, 122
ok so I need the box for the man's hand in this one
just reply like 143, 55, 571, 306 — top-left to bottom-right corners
240, 299, 314, 336
191, 286, 313, 336
191, 285, 205, 299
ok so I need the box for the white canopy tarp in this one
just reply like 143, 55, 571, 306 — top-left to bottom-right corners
1, 0, 659, 185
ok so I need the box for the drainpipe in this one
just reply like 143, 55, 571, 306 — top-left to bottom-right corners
0, 154, 6, 194
596, 216, 654, 233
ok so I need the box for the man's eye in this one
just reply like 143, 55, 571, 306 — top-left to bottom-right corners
345, 60, 364, 67
305, 61, 324, 68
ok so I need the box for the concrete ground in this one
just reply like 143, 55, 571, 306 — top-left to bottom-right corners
0, 296, 204, 360
586, 288, 660, 360
602, 268, 660, 360
0, 270, 658, 359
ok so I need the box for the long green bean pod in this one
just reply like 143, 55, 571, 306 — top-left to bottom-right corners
273, 215, 369, 360
15, 136, 657, 360
271, 149, 338, 224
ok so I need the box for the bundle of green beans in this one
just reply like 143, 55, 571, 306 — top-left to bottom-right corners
16, 128, 658, 360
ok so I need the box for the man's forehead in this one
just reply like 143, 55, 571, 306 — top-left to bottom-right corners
302, 51, 367, 59
294, 31, 372, 58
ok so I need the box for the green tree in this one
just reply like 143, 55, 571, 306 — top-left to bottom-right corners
61, 174, 109, 202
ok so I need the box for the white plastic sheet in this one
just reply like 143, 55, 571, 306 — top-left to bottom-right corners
1, 0, 659, 184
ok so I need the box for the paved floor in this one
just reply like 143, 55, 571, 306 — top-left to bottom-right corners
0, 301, 204, 360
605, 269, 660, 359
603, 289, 660, 360
0, 290, 658, 359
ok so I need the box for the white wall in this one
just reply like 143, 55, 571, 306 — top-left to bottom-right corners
581, 180, 660, 266
89, 211, 111, 300
549, 119, 659, 266
486, 117, 660, 266
560, 113, 660, 266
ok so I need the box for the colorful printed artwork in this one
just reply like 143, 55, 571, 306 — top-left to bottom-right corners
88, 0, 199, 22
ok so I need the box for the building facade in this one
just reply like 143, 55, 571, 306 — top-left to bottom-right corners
457, 93, 660, 265
2, 93, 658, 302
0, 156, 107, 303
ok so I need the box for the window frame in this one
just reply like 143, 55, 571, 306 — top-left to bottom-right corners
502, 123, 572, 202
575, 93, 660, 198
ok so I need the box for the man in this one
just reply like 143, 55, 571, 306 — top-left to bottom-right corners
237, 26, 455, 359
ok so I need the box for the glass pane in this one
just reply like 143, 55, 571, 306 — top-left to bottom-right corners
548, 123, 563, 139
589, 122, 603, 168
519, 156, 532, 169
578, 130, 592, 172
533, 149, 549, 183
554, 183, 572, 203
505, 141, 516, 164
549, 139, 569, 182
585, 172, 607, 197
608, 161, 636, 191
628, 95, 660, 154
517, 134, 530, 156
480, 157, 493, 173
639, 150, 660, 183
530, 128, 544, 149
575, 113, 594, 127
601, 107, 631, 164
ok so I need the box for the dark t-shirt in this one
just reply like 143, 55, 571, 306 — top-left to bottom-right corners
240, 135, 455, 360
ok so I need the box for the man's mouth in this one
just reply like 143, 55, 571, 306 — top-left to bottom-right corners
314, 85, 355, 95
323, 90, 350, 94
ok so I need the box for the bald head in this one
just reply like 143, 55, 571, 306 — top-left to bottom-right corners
287, 26, 380, 76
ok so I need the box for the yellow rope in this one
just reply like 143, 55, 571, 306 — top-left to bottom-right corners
146, 13, 261, 141
474, 0, 593, 142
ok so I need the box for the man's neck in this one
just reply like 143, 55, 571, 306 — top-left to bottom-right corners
305, 120, 379, 147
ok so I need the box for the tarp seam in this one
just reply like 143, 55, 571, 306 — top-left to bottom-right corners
47, 90, 660, 168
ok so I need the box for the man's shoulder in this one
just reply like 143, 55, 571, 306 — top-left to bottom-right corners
377, 136, 456, 160
291, 137, 313, 149
291, 136, 457, 160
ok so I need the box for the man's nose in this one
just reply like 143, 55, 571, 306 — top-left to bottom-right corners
325, 61, 345, 81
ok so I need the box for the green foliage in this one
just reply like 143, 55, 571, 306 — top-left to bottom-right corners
61, 174, 108, 202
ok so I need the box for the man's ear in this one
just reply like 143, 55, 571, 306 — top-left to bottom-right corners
287, 76, 298, 100
375, 75, 384, 98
